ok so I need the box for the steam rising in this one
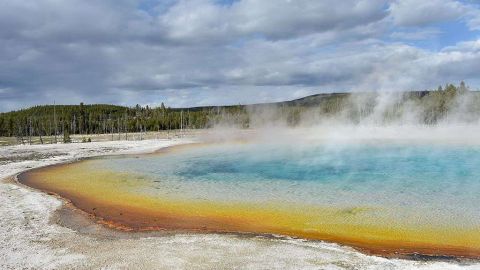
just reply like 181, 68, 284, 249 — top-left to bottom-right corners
201, 86, 480, 146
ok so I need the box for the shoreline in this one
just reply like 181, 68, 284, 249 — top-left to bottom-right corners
2, 137, 480, 269
12, 174, 478, 263
0, 139, 196, 269
16, 143, 480, 262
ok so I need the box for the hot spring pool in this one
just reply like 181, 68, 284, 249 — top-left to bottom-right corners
19, 141, 480, 258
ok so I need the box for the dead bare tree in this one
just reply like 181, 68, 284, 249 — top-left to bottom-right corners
54, 101, 58, 144
39, 120, 44, 144
28, 117, 32, 145
117, 118, 121, 140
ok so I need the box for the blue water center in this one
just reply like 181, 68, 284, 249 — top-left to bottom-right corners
95, 141, 480, 227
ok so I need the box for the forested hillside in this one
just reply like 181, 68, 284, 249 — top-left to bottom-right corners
0, 82, 478, 140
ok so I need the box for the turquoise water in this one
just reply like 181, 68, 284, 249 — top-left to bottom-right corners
94, 141, 480, 227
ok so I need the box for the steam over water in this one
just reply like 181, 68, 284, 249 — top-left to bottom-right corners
30, 127, 468, 263
17, 126, 480, 268
102, 141, 480, 227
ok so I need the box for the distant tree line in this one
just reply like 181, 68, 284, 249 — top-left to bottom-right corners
0, 82, 477, 141
0, 102, 248, 141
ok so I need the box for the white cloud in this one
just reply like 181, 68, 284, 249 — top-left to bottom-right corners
389, 0, 466, 26
466, 8, 480, 30
1, 0, 480, 111
160, 0, 388, 42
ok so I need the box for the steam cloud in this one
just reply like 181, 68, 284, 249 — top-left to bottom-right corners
207, 87, 480, 144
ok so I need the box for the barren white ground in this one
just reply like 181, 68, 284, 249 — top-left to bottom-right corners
0, 138, 479, 269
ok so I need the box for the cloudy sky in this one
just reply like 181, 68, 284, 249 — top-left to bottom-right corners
1, 0, 480, 111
